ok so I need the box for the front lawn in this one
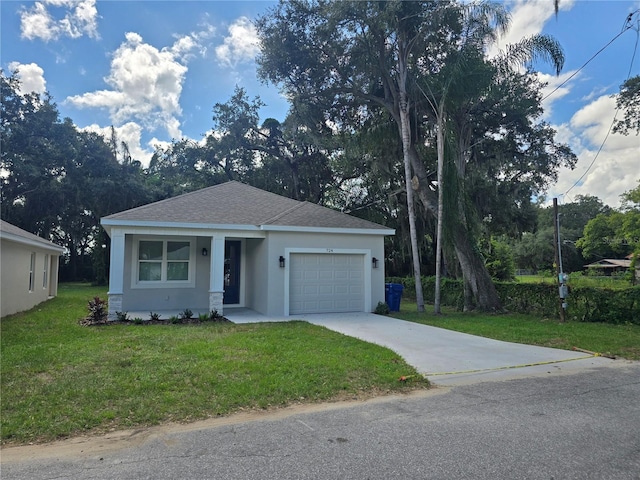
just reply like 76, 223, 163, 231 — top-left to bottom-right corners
393, 301, 640, 360
1, 284, 427, 445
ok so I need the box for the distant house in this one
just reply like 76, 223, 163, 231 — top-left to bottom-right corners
1, 220, 64, 317
101, 181, 394, 320
584, 254, 640, 279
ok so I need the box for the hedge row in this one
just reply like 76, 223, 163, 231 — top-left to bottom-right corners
386, 276, 640, 325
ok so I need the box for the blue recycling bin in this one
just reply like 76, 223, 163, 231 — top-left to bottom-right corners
385, 283, 404, 312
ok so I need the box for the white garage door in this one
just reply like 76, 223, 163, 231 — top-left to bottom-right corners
289, 253, 365, 315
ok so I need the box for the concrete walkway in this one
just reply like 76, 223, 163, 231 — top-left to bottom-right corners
225, 309, 614, 385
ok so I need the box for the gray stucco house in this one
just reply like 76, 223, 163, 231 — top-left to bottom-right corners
101, 181, 394, 319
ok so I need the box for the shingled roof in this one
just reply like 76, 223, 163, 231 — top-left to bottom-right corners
0, 220, 64, 252
102, 181, 391, 232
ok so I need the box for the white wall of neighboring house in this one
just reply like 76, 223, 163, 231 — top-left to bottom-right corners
1, 234, 62, 318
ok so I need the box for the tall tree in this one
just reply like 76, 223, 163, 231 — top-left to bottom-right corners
256, 0, 573, 311
1, 70, 150, 282
257, 0, 461, 311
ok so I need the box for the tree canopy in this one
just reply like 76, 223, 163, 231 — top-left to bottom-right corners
255, 0, 575, 310
8, 0, 634, 293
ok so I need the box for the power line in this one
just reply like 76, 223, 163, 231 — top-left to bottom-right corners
542, 10, 638, 103
563, 10, 640, 197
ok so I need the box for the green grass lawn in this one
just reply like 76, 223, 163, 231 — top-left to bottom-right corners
516, 274, 631, 289
393, 301, 640, 361
1, 284, 427, 445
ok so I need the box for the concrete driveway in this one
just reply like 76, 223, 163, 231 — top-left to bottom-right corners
225, 310, 614, 385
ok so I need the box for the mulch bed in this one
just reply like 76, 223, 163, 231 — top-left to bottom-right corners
79, 317, 232, 327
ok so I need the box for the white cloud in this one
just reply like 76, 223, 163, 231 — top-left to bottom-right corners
20, 2, 56, 42
7, 62, 47, 95
215, 17, 260, 67
20, 0, 99, 42
81, 122, 153, 167
484, 0, 579, 119
537, 70, 578, 119
66, 31, 202, 139
487, 0, 575, 57
549, 95, 640, 208
172, 23, 215, 61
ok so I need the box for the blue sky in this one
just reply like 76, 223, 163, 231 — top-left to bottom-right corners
2, 0, 639, 208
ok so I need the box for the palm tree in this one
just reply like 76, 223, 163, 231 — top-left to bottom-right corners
418, 1, 564, 312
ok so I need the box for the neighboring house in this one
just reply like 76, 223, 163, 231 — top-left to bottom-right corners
101, 181, 394, 319
584, 255, 640, 279
0, 220, 64, 317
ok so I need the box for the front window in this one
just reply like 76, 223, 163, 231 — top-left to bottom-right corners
167, 241, 190, 280
135, 239, 194, 286
138, 241, 163, 281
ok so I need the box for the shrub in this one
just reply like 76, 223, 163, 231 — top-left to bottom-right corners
149, 312, 160, 321
133, 317, 144, 325
115, 311, 129, 322
198, 313, 209, 321
180, 308, 193, 320
169, 315, 181, 324
85, 296, 108, 325
484, 237, 516, 281
374, 301, 390, 315
387, 276, 640, 324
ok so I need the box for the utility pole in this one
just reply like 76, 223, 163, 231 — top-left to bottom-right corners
553, 198, 567, 322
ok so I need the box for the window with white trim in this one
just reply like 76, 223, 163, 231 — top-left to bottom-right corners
29, 252, 36, 292
135, 239, 194, 287
43, 254, 49, 289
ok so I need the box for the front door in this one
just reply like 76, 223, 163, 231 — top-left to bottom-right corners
223, 240, 241, 304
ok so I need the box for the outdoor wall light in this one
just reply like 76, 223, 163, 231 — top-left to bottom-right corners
202, 248, 208, 257
279, 255, 285, 268
372, 257, 379, 268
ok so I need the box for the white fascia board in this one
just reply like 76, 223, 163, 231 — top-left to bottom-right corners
260, 225, 395, 236
99, 219, 395, 237
99, 219, 266, 238
0, 232, 65, 254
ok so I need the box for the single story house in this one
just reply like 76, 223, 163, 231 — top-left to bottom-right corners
0, 220, 64, 317
584, 255, 640, 279
100, 181, 394, 319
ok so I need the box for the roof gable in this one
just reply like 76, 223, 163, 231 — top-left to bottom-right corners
102, 181, 391, 232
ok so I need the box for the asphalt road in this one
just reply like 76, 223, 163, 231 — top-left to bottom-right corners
3, 361, 639, 480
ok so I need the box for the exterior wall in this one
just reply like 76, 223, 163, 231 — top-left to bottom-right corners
1, 239, 60, 317
244, 238, 269, 315
120, 234, 211, 314
264, 231, 386, 316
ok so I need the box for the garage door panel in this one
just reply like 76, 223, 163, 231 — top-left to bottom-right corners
303, 271, 319, 280
319, 271, 334, 280
302, 285, 319, 295
290, 253, 365, 315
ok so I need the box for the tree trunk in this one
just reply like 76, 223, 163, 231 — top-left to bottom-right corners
398, 40, 425, 313
451, 197, 502, 312
288, 159, 302, 201
463, 277, 474, 312
434, 104, 445, 315
407, 144, 502, 311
